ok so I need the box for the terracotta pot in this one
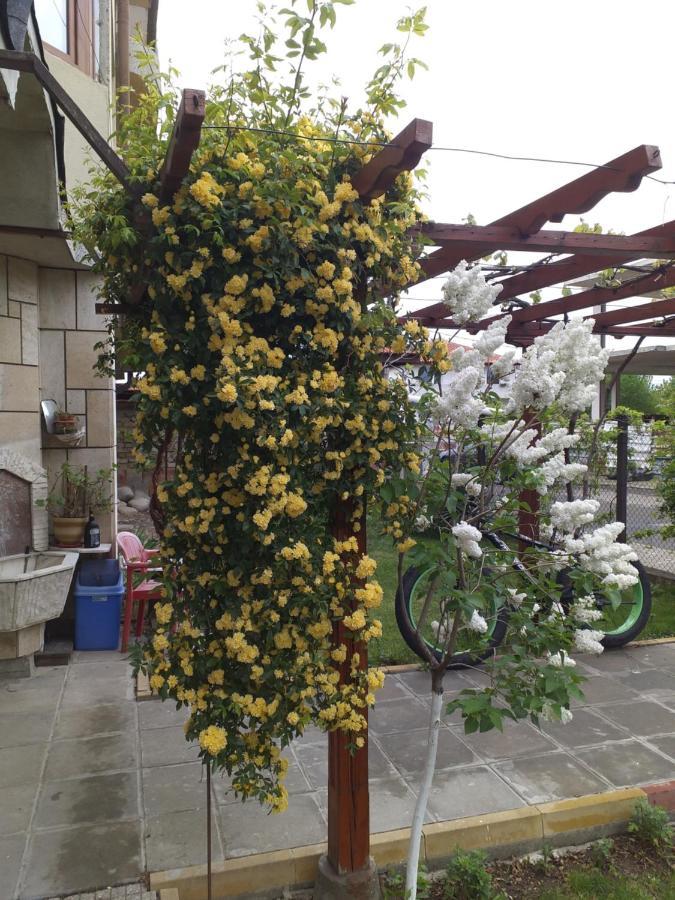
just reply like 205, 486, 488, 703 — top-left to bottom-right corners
52, 516, 87, 547
54, 414, 78, 434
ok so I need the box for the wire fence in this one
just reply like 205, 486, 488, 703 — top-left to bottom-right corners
593, 416, 675, 581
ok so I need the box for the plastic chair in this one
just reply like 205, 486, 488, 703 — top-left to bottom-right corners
117, 531, 163, 652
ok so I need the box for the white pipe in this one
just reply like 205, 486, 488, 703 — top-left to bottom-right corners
405, 687, 443, 899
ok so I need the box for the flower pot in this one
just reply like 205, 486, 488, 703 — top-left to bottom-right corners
54, 414, 78, 434
52, 516, 87, 547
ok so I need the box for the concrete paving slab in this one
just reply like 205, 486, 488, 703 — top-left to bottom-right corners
20, 820, 142, 898
67, 660, 132, 682
45, 732, 137, 780
369, 696, 430, 735
71, 650, 127, 664
380, 726, 477, 776
646, 734, 675, 761
0, 742, 47, 787
54, 702, 137, 740
454, 720, 557, 762
61, 676, 135, 709
0, 709, 55, 748
376, 674, 414, 703
0, 783, 37, 835
595, 700, 675, 737
293, 739, 328, 790
145, 807, 223, 871
396, 669, 474, 696
212, 756, 311, 805
142, 762, 207, 816
426, 765, 525, 821
576, 651, 637, 673
34, 771, 139, 829
576, 739, 675, 787
493, 751, 608, 804
0, 671, 65, 714
137, 699, 188, 730
218, 792, 325, 857
614, 668, 675, 698
571, 675, 639, 706
364, 775, 424, 832
540, 708, 628, 748
622, 644, 675, 667
0, 833, 26, 898
141, 725, 199, 768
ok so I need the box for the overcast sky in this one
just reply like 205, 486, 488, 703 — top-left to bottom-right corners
157, 0, 675, 351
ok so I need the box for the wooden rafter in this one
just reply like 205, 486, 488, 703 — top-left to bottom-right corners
158, 89, 206, 202
491, 218, 675, 301
350, 118, 432, 200
417, 223, 675, 259
588, 296, 675, 328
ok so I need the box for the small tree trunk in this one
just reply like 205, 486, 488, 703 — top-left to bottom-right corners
405, 678, 444, 899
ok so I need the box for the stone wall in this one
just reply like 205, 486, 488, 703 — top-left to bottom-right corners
0, 253, 117, 546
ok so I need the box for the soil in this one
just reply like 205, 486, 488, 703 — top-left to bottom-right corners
117, 507, 158, 542
380, 834, 674, 899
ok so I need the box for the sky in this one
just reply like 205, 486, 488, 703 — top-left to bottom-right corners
157, 0, 675, 354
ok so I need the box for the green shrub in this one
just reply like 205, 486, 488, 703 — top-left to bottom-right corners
443, 848, 492, 899
588, 837, 614, 871
628, 798, 673, 847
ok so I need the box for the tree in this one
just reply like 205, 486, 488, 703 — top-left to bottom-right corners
619, 374, 658, 415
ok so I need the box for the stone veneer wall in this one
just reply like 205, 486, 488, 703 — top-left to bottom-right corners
0, 254, 117, 546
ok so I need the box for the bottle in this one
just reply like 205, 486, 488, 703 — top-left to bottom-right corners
84, 511, 101, 549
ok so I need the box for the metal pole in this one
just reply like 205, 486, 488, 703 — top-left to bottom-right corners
206, 761, 212, 900
616, 414, 629, 542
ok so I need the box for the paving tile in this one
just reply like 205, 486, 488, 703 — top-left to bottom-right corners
21, 820, 142, 898
0, 672, 64, 714
0, 783, 37, 835
45, 732, 137, 780
369, 696, 430, 735
219, 792, 325, 857
61, 675, 134, 708
376, 674, 414, 703
540, 707, 628, 748
622, 644, 675, 667
379, 727, 476, 776
576, 740, 675, 787
54, 702, 137, 740
397, 669, 474, 697
454, 720, 556, 762
71, 650, 126, 665
595, 700, 675, 737
0, 709, 55, 748
0, 742, 46, 787
67, 659, 132, 682
0, 833, 25, 898
137, 698, 189, 730
493, 751, 608, 804
647, 734, 675, 761
34, 771, 139, 829
426, 765, 525, 821
143, 761, 207, 816
141, 724, 199, 768
370, 775, 429, 831
571, 675, 638, 707
145, 806, 223, 871
614, 669, 675, 698
578, 650, 638, 673
294, 739, 327, 789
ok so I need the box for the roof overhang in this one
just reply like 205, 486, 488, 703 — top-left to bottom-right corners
606, 344, 675, 376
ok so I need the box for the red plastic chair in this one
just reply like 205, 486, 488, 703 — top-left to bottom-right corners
117, 531, 163, 652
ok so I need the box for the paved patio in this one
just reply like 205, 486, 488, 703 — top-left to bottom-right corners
5, 643, 675, 898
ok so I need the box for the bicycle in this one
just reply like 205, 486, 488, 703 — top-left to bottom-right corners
394, 523, 652, 669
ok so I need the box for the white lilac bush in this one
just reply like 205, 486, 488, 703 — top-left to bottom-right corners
389, 260, 640, 898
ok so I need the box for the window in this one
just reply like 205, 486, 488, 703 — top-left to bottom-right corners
34, 0, 98, 77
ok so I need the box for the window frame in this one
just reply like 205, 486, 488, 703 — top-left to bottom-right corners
40, 0, 96, 78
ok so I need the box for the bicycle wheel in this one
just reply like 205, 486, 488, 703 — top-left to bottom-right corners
395, 566, 509, 669
596, 560, 652, 649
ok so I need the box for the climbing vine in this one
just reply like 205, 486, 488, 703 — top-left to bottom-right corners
72, 2, 441, 811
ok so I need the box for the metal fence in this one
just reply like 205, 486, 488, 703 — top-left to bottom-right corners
593, 415, 675, 581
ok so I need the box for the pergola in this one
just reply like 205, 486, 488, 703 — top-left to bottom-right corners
3, 49, 674, 893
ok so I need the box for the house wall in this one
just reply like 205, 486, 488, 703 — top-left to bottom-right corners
0, 253, 116, 545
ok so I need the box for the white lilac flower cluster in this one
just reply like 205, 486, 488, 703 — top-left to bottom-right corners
451, 472, 481, 497
452, 521, 483, 558
442, 260, 503, 324
433, 366, 488, 429
468, 610, 488, 633
474, 315, 511, 358
564, 522, 639, 590
541, 702, 574, 724
570, 594, 604, 624
550, 499, 600, 533
508, 319, 610, 415
573, 628, 604, 655
546, 649, 576, 668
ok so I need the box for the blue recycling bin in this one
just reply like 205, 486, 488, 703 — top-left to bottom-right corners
74, 559, 124, 650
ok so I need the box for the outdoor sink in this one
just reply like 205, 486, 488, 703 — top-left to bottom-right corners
0, 551, 78, 632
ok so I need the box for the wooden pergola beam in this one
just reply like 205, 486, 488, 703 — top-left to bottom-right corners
491, 218, 675, 301
588, 296, 675, 328
158, 88, 206, 202
413, 143, 662, 296
417, 223, 675, 259
350, 118, 433, 200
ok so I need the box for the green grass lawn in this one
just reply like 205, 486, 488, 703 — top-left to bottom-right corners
537, 866, 675, 899
367, 521, 675, 666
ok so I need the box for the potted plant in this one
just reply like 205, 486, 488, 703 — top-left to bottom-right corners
53, 409, 79, 434
38, 463, 114, 547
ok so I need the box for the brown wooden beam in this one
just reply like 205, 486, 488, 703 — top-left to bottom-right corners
158, 88, 206, 203
351, 118, 433, 201
0, 50, 134, 194
413, 144, 662, 297
418, 223, 675, 259
588, 296, 675, 328
490, 218, 675, 301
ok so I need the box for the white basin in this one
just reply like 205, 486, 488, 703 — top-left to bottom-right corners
0, 551, 78, 631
